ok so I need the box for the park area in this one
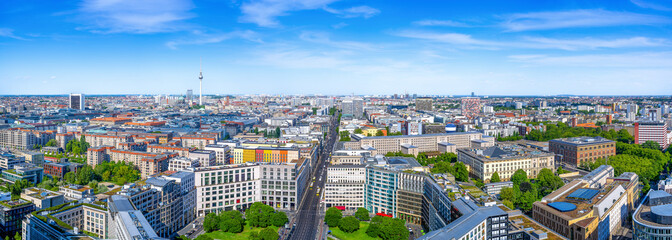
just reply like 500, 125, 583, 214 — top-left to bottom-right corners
329, 222, 378, 240
203, 223, 279, 240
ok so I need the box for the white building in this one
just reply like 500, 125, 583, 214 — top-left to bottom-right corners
168, 157, 200, 172
324, 165, 366, 211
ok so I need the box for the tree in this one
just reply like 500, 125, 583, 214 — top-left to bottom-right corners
355, 207, 370, 221
490, 172, 501, 183
271, 211, 288, 227
325, 207, 343, 227
219, 210, 244, 233
246, 202, 275, 228
354, 128, 363, 134
203, 213, 220, 232
64, 172, 76, 185
511, 169, 528, 186
518, 190, 537, 211
366, 216, 384, 238
13, 232, 20, 240
258, 228, 278, 240
430, 161, 453, 174
453, 162, 469, 182
642, 141, 661, 151
502, 199, 514, 209
499, 187, 514, 202
519, 182, 534, 193
45, 139, 57, 147
376, 130, 384, 136
378, 218, 409, 240
275, 127, 281, 138
339, 216, 360, 233
536, 168, 564, 195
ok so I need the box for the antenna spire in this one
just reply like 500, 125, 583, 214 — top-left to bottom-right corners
199, 57, 203, 106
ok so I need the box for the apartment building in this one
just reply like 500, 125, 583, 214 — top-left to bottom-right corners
457, 145, 555, 182
549, 136, 616, 166
59, 184, 94, 200
324, 165, 366, 211
204, 144, 231, 165
357, 132, 491, 155
55, 133, 75, 149
532, 169, 641, 240
82, 133, 133, 148
163, 171, 197, 226
0, 152, 24, 170
189, 150, 216, 167
147, 144, 195, 157
86, 145, 113, 167
117, 141, 148, 151
109, 149, 177, 178
168, 157, 200, 171
232, 146, 300, 164
0, 129, 55, 150
180, 133, 219, 149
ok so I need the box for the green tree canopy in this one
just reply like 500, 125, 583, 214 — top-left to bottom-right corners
490, 172, 501, 183
258, 228, 278, 240
271, 211, 288, 227
641, 141, 661, 151
511, 169, 528, 186
355, 207, 370, 221
203, 213, 220, 232
339, 216, 360, 233
325, 207, 343, 227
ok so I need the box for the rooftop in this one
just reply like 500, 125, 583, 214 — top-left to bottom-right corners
549, 136, 615, 146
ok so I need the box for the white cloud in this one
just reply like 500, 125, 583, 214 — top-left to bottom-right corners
502, 9, 671, 31
299, 31, 376, 50
413, 20, 468, 27
332, 22, 348, 29
239, 0, 338, 27
631, 0, 672, 11
166, 30, 261, 49
239, 0, 379, 27
328, 6, 380, 18
50, 76, 57, 79
78, 0, 195, 33
508, 51, 672, 68
394, 30, 668, 51
0, 28, 27, 40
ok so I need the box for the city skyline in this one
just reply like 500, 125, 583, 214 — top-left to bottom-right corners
2, 0, 672, 95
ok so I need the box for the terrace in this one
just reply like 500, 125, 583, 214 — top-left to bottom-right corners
0, 198, 32, 208
509, 215, 567, 240
23, 187, 61, 200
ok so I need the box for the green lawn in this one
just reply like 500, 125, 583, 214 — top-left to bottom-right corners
204, 223, 279, 240
330, 221, 378, 240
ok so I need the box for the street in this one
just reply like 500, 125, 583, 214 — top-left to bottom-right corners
288, 112, 338, 240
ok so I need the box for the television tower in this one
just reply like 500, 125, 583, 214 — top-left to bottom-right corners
199, 57, 203, 106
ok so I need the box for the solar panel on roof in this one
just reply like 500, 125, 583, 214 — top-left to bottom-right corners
567, 188, 599, 200
548, 202, 577, 212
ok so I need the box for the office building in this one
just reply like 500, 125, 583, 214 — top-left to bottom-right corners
231, 146, 300, 164
22, 202, 107, 239
108, 195, 167, 240
356, 132, 491, 155
484, 181, 513, 196
163, 171, 197, 226
1, 164, 43, 184
59, 184, 94, 200
633, 190, 672, 240
635, 121, 670, 150
533, 169, 640, 240
0, 152, 24, 171
421, 176, 453, 232
204, 143, 231, 164
0, 199, 35, 239
457, 145, 555, 182
20, 187, 65, 210
69, 93, 85, 110
117, 177, 184, 238
416, 98, 433, 111
419, 198, 509, 240
396, 171, 425, 225
341, 97, 364, 118
168, 157, 200, 171
15, 151, 44, 167
189, 150, 216, 167
549, 136, 616, 166
324, 165, 366, 212
461, 97, 481, 119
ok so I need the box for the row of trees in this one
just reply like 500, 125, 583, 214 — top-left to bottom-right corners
61, 161, 140, 186
325, 207, 409, 240
524, 123, 634, 143
245, 202, 288, 228
499, 169, 564, 211
580, 142, 671, 194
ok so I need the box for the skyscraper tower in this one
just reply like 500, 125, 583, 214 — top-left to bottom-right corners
199, 57, 203, 106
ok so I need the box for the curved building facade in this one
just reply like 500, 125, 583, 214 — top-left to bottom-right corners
633, 190, 672, 239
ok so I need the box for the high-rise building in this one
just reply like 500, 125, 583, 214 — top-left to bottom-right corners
461, 97, 480, 119
186, 89, 193, 104
341, 97, 364, 118
69, 93, 85, 110
0, 199, 35, 239
415, 98, 433, 111
635, 121, 670, 150
633, 190, 672, 240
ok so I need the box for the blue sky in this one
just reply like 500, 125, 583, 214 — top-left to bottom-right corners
1, 0, 671, 95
